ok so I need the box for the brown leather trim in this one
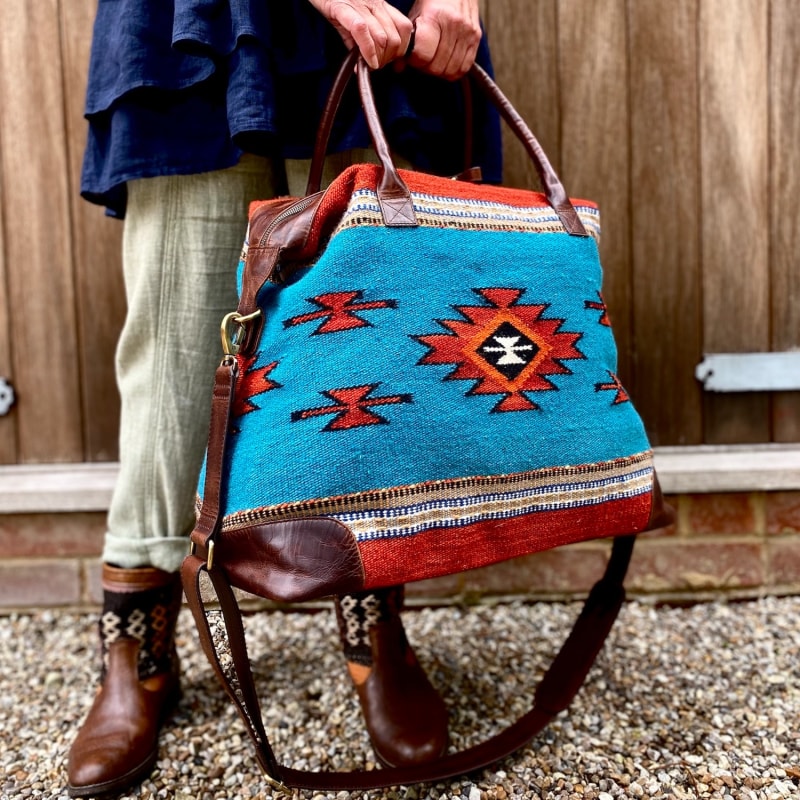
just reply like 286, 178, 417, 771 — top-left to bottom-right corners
453, 166, 483, 183
192, 360, 238, 549
101, 564, 177, 593
246, 194, 326, 257
644, 472, 676, 532
238, 194, 329, 319
216, 518, 366, 603
238, 243, 281, 318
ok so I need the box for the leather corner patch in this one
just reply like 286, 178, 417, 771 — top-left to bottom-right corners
219, 518, 366, 603
379, 196, 418, 227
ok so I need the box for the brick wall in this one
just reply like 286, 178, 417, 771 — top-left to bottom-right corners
2, 491, 799, 611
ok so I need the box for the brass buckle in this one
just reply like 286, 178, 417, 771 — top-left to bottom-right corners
262, 773, 291, 795
220, 310, 262, 356
189, 539, 215, 571
256, 759, 291, 795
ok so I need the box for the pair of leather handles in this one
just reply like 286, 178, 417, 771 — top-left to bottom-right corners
303, 48, 587, 237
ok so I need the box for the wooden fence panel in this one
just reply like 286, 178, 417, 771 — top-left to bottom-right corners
61, 0, 125, 461
485, 0, 561, 189
770, 0, 800, 442
0, 0, 797, 468
0, 0, 84, 463
700, 0, 770, 444
628, 0, 704, 445
0, 161, 15, 464
558, 0, 632, 385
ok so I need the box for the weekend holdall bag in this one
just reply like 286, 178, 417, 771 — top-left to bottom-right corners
182, 51, 673, 793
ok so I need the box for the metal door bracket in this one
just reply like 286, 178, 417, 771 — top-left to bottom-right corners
0, 378, 15, 415
695, 351, 800, 392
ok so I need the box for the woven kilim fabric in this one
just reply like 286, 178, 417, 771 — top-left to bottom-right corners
198, 164, 655, 588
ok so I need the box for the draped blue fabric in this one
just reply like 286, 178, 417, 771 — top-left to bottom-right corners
81, 0, 502, 217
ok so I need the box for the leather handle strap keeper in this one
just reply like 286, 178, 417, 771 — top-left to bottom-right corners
181, 535, 636, 791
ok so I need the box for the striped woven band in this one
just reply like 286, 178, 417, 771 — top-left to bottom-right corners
220, 451, 653, 542
333, 188, 602, 241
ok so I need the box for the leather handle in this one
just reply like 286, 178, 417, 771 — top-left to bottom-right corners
306, 48, 360, 196
356, 59, 418, 226
306, 49, 473, 195
181, 536, 635, 792
305, 51, 418, 226
467, 64, 585, 235
306, 53, 587, 236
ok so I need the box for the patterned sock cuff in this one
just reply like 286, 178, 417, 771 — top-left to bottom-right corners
334, 585, 404, 666
98, 579, 182, 679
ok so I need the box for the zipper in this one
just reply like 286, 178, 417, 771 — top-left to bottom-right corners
257, 195, 320, 248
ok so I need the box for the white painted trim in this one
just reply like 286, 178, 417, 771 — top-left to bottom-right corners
0, 463, 118, 513
695, 351, 800, 392
652, 444, 800, 493
1, 444, 799, 513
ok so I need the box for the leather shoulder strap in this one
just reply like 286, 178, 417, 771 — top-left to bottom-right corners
182, 535, 635, 792
184, 347, 641, 791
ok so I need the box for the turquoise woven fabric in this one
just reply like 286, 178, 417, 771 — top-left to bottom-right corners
201, 222, 651, 517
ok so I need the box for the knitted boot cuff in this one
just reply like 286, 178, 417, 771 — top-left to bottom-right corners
334, 585, 404, 666
98, 574, 182, 680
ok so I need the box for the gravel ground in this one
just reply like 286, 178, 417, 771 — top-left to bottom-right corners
1, 596, 799, 800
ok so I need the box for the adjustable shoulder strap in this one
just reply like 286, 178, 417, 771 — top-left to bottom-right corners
182, 535, 635, 793
183, 323, 639, 791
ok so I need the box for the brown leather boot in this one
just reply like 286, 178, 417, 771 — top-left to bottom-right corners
67, 564, 182, 798
335, 587, 449, 767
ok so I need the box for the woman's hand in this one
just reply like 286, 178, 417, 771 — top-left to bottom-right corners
307, 0, 482, 80
307, 0, 415, 70
406, 0, 481, 80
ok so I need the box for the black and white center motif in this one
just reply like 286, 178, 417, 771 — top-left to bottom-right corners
477, 321, 540, 380
414, 288, 585, 413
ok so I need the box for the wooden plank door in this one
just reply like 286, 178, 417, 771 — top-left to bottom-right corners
700, 0, 770, 444
0, 0, 84, 463
770, 0, 800, 442
61, 0, 126, 461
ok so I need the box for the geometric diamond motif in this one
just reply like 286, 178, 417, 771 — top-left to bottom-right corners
413, 288, 585, 412
125, 608, 147, 644
338, 595, 363, 648
100, 611, 121, 644
477, 320, 540, 380
149, 603, 169, 658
